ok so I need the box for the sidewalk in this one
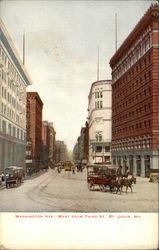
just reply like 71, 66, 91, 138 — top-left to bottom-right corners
25, 169, 48, 180
0, 171, 48, 191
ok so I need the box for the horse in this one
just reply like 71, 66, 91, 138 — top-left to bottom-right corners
109, 177, 122, 194
121, 175, 136, 193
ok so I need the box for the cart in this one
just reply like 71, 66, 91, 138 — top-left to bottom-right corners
87, 164, 117, 192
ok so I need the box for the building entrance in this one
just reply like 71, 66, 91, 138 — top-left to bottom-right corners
145, 158, 150, 177
129, 156, 133, 175
137, 158, 141, 176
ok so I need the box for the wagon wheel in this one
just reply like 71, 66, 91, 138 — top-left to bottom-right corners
102, 185, 107, 192
87, 183, 93, 191
100, 185, 105, 192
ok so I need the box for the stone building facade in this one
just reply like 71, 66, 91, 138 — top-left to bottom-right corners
88, 80, 112, 164
0, 19, 32, 173
55, 140, 68, 163
110, 3, 159, 177
77, 121, 89, 165
42, 121, 56, 167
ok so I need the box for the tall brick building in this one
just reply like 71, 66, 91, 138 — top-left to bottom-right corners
110, 3, 159, 177
27, 92, 43, 169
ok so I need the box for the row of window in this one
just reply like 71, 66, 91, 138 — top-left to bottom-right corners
95, 91, 103, 99
1, 102, 22, 124
113, 138, 151, 150
95, 101, 103, 109
113, 70, 152, 106
0, 69, 24, 99
1, 86, 24, 113
113, 119, 151, 136
92, 146, 110, 153
95, 133, 102, 142
1, 120, 26, 141
113, 102, 152, 123
112, 35, 151, 81
0, 46, 25, 87
113, 85, 152, 115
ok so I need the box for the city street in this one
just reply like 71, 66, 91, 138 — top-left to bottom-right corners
0, 168, 158, 212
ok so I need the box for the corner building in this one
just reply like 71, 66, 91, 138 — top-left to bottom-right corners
88, 80, 112, 164
0, 19, 32, 173
110, 4, 159, 177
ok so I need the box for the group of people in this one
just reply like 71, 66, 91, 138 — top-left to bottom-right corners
117, 166, 130, 178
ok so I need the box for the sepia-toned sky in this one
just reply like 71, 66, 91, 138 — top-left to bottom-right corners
1, 0, 155, 150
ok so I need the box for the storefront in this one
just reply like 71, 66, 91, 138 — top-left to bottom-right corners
136, 155, 141, 176
144, 155, 150, 177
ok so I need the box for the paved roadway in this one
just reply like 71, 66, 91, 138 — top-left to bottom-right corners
0, 168, 158, 212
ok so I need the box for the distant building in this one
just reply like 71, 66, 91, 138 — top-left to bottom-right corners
73, 142, 79, 164
42, 121, 56, 167
110, 3, 159, 176
56, 140, 68, 163
48, 122, 56, 166
88, 80, 112, 164
26, 92, 43, 169
77, 122, 89, 165
42, 120, 50, 167
0, 19, 32, 173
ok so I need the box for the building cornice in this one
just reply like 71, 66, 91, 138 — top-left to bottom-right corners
88, 80, 112, 99
110, 3, 159, 68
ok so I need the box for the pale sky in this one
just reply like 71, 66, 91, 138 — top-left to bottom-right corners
1, 0, 155, 150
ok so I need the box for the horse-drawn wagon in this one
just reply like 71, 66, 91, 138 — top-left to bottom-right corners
87, 164, 117, 192
87, 164, 136, 194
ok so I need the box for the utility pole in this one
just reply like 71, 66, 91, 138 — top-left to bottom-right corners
115, 13, 117, 52
97, 46, 99, 81
23, 31, 25, 65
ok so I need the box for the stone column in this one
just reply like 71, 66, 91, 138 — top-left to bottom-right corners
127, 156, 130, 169
121, 156, 124, 167
133, 155, 137, 176
141, 155, 145, 177
121, 156, 124, 174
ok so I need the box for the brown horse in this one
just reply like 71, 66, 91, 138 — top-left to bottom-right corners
121, 175, 136, 193
110, 177, 122, 194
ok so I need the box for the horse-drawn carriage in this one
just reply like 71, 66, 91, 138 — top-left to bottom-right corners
87, 164, 136, 194
87, 164, 117, 192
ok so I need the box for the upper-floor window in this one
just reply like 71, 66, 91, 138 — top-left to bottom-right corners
100, 101, 103, 109
2, 120, 6, 133
105, 146, 110, 152
8, 123, 12, 136
96, 146, 102, 152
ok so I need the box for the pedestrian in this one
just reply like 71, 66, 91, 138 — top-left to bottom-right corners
125, 166, 130, 177
72, 165, 75, 174
1, 173, 4, 182
117, 165, 122, 177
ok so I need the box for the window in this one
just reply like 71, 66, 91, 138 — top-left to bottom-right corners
96, 146, 102, 152
21, 130, 23, 140
96, 134, 98, 141
8, 123, 12, 135
2, 120, 6, 133
100, 101, 103, 109
105, 146, 110, 152
13, 127, 16, 137
99, 134, 102, 141
17, 128, 19, 139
